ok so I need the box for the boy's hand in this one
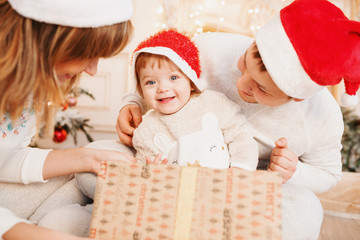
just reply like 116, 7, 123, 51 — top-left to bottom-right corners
268, 137, 298, 183
145, 154, 168, 165
116, 105, 142, 147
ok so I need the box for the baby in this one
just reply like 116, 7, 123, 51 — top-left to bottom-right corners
131, 29, 258, 170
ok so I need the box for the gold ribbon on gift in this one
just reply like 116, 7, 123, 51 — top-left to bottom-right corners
173, 166, 198, 240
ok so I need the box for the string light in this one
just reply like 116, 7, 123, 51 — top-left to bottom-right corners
154, 0, 230, 34
156, 5, 164, 14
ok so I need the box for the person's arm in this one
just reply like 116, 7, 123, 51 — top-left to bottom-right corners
42, 147, 135, 180
116, 92, 146, 147
0, 146, 135, 184
116, 105, 142, 147
3, 222, 90, 240
270, 93, 344, 194
225, 118, 259, 171
1, 207, 90, 240
217, 92, 258, 171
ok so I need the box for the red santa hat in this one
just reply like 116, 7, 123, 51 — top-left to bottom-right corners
256, 0, 360, 107
8, 0, 133, 28
132, 29, 206, 91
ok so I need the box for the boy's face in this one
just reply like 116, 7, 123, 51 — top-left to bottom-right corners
138, 61, 194, 115
236, 42, 293, 106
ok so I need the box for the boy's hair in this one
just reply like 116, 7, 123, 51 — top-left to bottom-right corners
135, 52, 200, 96
0, 0, 133, 134
253, 42, 267, 72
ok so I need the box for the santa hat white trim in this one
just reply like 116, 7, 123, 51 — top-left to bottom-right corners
133, 47, 206, 91
341, 92, 359, 108
8, 0, 133, 28
256, 14, 323, 99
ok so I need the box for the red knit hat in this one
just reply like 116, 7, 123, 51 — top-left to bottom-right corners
132, 29, 206, 91
256, 0, 360, 107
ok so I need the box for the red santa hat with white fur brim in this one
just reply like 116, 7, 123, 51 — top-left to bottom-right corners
132, 29, 206, 92
8, 0, 133, 27
256, 0, 360, 107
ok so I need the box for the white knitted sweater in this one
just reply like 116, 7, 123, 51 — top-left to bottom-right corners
133, 90, 259, 170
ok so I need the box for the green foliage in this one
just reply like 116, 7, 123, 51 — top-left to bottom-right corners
341, 107, 360, 172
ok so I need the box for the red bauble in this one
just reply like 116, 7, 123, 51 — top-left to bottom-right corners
53, 128, 67, 143
66, 96, 77, 107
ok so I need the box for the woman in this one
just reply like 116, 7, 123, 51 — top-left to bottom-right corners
0, 0, 134, 239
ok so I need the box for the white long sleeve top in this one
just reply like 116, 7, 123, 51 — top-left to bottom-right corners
0, 108, 51, 237
133, 90, 259, 170
0, 108, 51, 184
122, 32, 344, 194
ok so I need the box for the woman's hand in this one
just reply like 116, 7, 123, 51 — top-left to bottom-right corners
268, 137, 298, 183
116, 105, 143, 147
43, 147, 136, 180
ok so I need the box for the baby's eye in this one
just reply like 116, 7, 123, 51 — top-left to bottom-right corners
170, 75, 178, 81
146, 80, 156, 85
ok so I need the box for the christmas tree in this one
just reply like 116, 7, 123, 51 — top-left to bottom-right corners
341, 107, 360, 172
52, 88, 95, 145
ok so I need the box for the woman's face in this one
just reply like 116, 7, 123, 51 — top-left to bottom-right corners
55, 59, 99, 84
236, 42, 294, 106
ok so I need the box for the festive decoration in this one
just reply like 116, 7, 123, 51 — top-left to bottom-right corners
52, 88, 95, 144
53, 127, 67, 143
32, 88, 95, 146
66, 96, 77, 107
8, 0, 133, 28
256, 0, 360, 105
341, 107, 360, 172
54, 106, 93, 144
132, 28, 205, 91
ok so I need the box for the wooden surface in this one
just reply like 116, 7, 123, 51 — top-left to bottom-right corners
319, 214, 360, 240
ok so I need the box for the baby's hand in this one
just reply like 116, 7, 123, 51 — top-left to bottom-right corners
268, 137, 298, 183
145, 154, 168, 165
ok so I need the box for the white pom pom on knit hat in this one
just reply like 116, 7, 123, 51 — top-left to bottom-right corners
8, 0, 133, 28
255, 0, 360, 107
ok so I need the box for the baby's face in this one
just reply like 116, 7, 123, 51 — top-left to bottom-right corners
236, 42, 293, 106
138, 62, 193, 115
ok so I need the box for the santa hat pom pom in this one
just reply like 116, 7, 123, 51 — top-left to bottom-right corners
340, 93, 359, 108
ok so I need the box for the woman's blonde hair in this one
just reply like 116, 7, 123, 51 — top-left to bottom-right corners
0, 0, 133, 134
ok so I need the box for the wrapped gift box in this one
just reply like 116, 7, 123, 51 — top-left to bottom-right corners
89, 161, 282, 240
